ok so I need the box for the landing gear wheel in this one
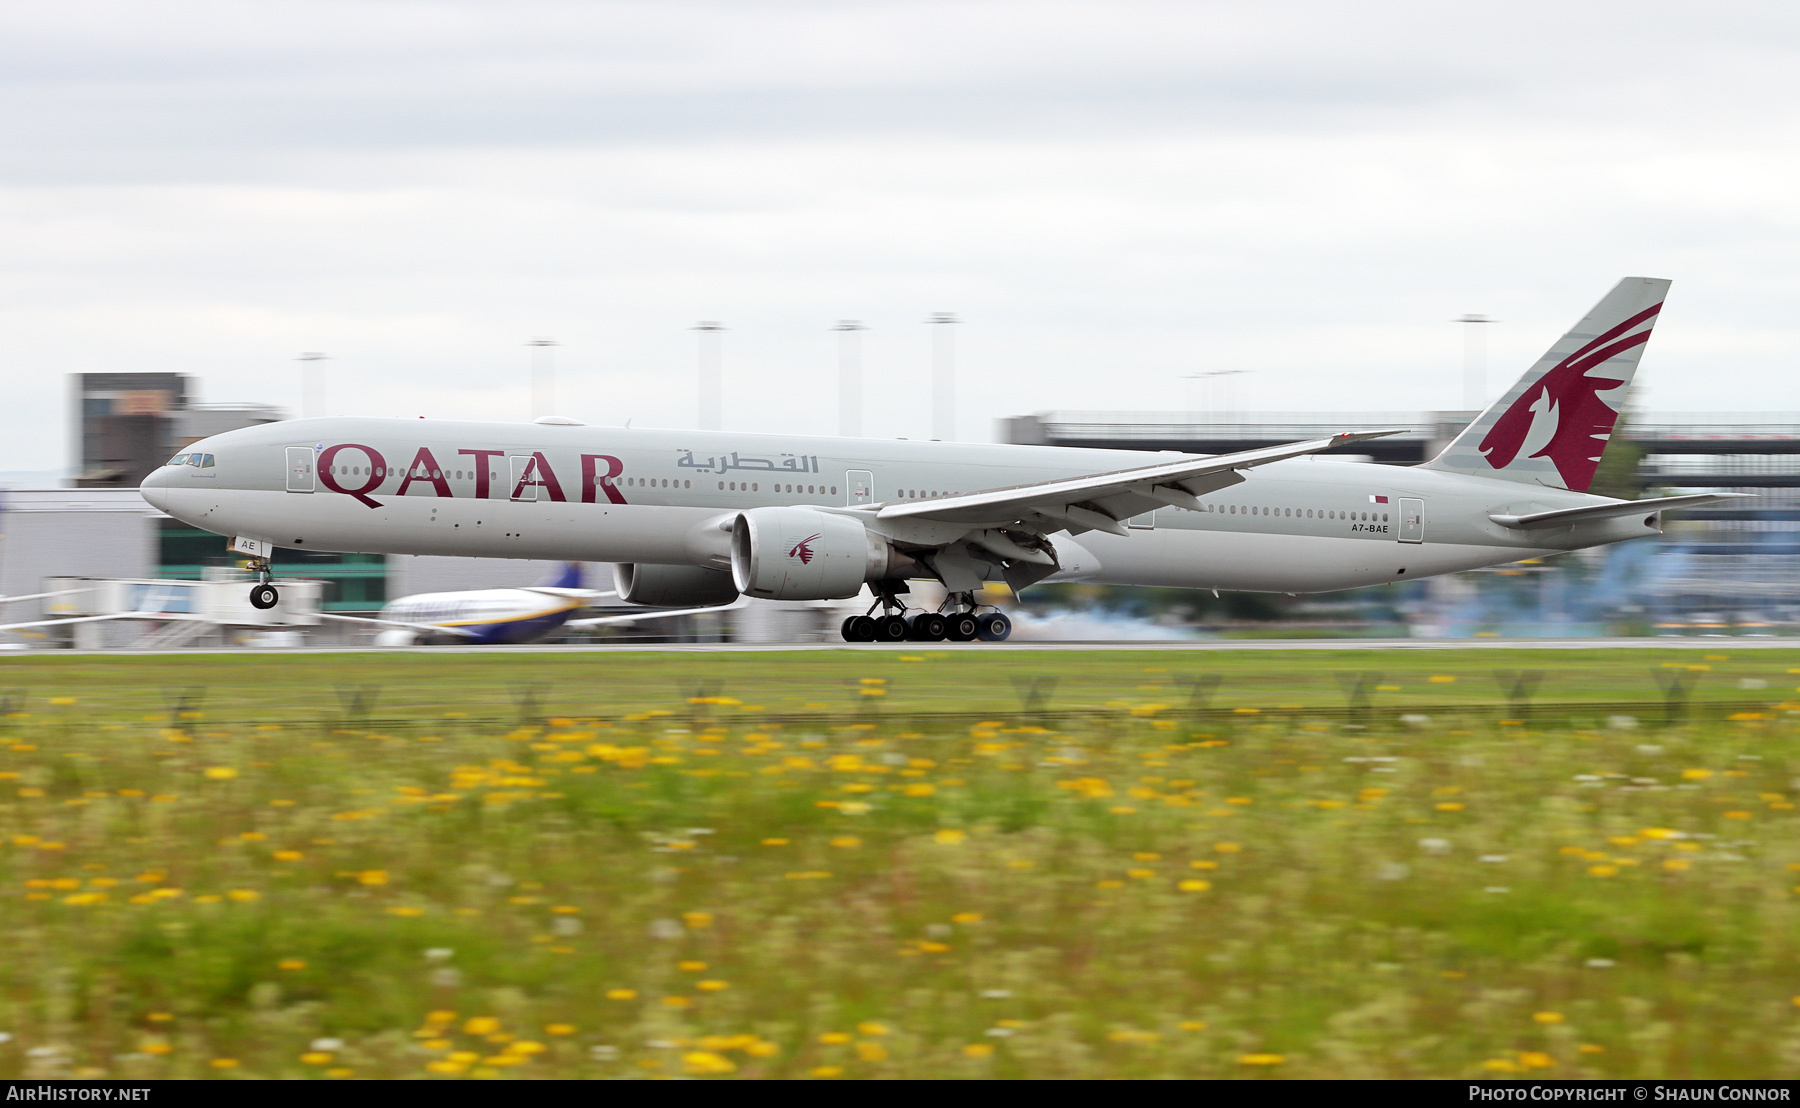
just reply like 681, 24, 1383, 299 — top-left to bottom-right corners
875, 615, 910, 642
946, 613, 980, 642
249, 583, 279, 610
908, 613, 948, 641
842, 615, 877, 643
976, 613, 1011, 641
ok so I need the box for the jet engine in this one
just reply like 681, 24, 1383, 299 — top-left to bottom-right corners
613, 563, 740, 607
730, 507, 904, 601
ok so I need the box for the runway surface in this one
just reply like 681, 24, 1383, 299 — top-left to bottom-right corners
30, 637, 1800, 656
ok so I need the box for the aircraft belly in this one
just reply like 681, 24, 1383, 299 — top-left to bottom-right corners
1077, 529, 1554, 593
162, 489, 713, 565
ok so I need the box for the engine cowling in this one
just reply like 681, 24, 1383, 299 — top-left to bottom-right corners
613, 563, 740, 607
731, 507, 886, 600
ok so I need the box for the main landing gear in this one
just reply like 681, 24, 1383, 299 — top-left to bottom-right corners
839, 589, 1011, 644
246, 559, 279, 611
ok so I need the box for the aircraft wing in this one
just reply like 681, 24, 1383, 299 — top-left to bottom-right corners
872, 429, 1407, 536
0, 612, 206, 633
521, 587, 616, 600
565, 597, 748, 629
0, 587, 95, 608
313, 613, 482, 638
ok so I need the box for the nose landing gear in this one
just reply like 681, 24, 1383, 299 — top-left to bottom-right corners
246, 559, 279, 610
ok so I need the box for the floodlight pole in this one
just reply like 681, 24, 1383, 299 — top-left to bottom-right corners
296, 352, 330, 419
833, 320, 867, 437
1456, 314, 1493, 411
927, 312, 958, 441
526, 338, 559, 420
692, 322, 727, 431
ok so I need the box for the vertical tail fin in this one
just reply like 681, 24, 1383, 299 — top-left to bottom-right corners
542, 561, 583, 589
1420, 277, 1669, 491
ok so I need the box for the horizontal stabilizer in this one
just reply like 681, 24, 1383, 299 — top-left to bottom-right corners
1488, 492, 1750, 530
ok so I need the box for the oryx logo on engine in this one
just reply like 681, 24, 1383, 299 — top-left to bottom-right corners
789, 533, 821, 564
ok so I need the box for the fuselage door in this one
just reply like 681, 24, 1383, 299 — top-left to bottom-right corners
846, 470, 874, 506
284, 447, 315, 493
1398, 497, 1424, 543
509, 455, 538, 502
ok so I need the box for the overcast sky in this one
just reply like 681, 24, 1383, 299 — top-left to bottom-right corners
3, 0, 1798, 475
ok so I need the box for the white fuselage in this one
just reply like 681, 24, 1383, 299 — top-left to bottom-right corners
140, 417, 1657, 596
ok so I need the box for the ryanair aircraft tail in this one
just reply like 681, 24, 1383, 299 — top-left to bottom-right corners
1420, 277, 1670, 492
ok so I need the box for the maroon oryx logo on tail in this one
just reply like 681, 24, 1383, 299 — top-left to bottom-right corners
789, 533, 821, 564
1478, 302, 1660, 491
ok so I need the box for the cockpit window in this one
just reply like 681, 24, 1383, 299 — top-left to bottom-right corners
186, 455, 202, 467
168, 454, 189, 466
198, 454, 215, 468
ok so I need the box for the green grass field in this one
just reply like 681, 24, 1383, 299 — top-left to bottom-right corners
2, 646, 1799, 1079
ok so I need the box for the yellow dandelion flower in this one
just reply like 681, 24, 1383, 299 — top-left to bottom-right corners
1179, 879, 1212, 892
463, 1017, 501, 1035
662, 996, 691, 1009
697, 980, 729, 992
950, 912, 981, 924
1681, 768, 1713, 781
141, 1041, 172, 1055
1436, 802, 1466, 812
1580, 1044, 1606, 1055
278, 959, 307, 971
683, 911, 713, 929
1239, 1053, 1285, 1066
684, 1051, 736, 1075
678, 960, 707, 972
812, 1065, 845, 1077
855, 1042, 888, 1062
745, 1041, 779, 1057
830, 836, 861, 848
545, 1024, 577, 1036
1663, 859, 1691, 872
963, 1043, 995, 1058
203, 767, 238, 780
357, 870, 388, 886
1179, 1021, 1206, 1031
273, 850, 304, 862
818, 1032, 852, 1045
606, 989, 637, 1001
301, 1052, 334, 1065
762, 838, 789, 846
1588, 865, 1618, 877
226, 889, 259, 902
934, 829, 966, 845
1533, 1012, 1564, 1024
209, 1058, 239, 1069
857, 1022, 889, 1036
1483, 1058, 1520, 1073
1519, 1051, 1554, 1069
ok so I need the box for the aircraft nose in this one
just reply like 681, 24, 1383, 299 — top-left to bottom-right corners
139, 467, 170, 512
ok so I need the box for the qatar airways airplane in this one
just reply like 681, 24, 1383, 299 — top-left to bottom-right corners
139, 277, 1738, 644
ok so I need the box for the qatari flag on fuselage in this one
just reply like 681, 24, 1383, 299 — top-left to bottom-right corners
1370, 495, 1389, 504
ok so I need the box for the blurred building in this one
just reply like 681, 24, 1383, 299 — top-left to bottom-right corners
72, 373, 284, 489
1003, 410, 1800, 635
